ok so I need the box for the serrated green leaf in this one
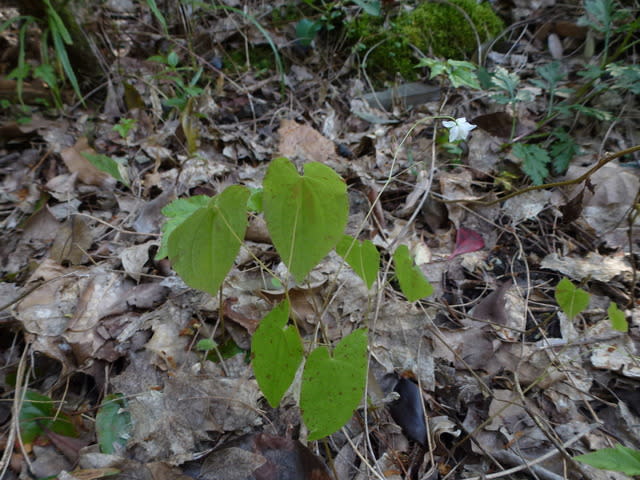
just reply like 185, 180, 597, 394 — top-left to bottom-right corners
550, 130, 580, 174
263, 157, 348, 283
513, 143, 551, 185
82, 153, 129, 186
336, 235, 379, 289
418, 57, 447, 78
575, 445, 640, 475
555, 277, 589, 319
252, 300, 304, 407
535, 61, 565, 87
446, 60, 480, 89
569, 103, 612, 120
393, 244, 433, 301
20, 390, 77, 443
167, 185, 249, 295
301, 328, 368, 440
606, 63, 640, 94
96, 394, 130, 454
156, 196, 210, 259
491, 66, 520, 96
607, 302, 628, 332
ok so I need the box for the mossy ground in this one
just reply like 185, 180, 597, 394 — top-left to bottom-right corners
346, 0, 504, 82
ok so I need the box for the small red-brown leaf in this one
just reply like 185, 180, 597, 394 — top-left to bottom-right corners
449, 228, 484, 259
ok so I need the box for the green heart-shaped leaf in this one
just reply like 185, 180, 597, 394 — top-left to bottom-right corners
607, 302, 628, 332
156, 195, 210, 259
336, 235, 380, 289
393, 244, 433, 301
252, 300, 304, 407
301, 328, 368, 440
167, 185, 249, 295
555, 277, 589, 319
263, 157, 348, 283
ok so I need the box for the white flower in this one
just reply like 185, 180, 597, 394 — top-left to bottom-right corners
442, 117, 477, 142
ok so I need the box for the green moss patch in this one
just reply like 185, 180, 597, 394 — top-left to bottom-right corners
347, 0, 504, 82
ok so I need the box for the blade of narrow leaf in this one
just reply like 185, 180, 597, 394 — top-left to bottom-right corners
555, 277, 589, 319
607, 302, 628, 332
20, 391, 76, 443
263, 158, 348, 283
575, 445, 640, 475
156, 195, 210, 259
167, 186, 249, 295
252, 300, 304, 407
393, 245, 433, 301
301, 328, 368, 440
336, 235, 380, 289
96, 394, 131, 454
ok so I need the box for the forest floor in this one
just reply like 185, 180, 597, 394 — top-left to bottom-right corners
1, 1, 640, 479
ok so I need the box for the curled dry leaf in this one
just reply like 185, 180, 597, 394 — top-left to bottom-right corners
388, 376, 427, 446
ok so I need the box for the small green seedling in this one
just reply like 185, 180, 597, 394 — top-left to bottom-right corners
554, 277, 589, 319
112, 118, 137, 140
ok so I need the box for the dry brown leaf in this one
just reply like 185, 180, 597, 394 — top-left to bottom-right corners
194, 433, 331, 480
540, 252, 632, 282
277, 119, 335, 164
60, 137, 114, 187
49, 215, 93, 265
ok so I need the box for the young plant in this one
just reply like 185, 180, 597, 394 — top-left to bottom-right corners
148, 51, 205, 112
554, 277, 627, 332
158, 156, 433, 439
112, 118, 137, 140
555, 277, 589, 319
